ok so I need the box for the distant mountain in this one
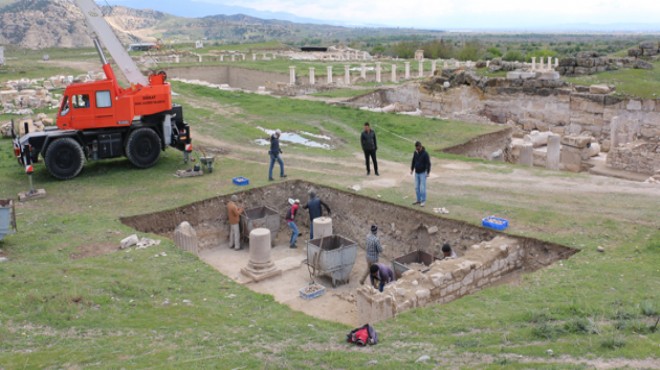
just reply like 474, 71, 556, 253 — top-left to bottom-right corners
0, 0, 170, 48
103, 0, 334, 25
0, 0, 445, 49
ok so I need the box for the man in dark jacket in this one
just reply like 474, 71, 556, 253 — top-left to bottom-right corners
268, 129, 287, 181
303, 190, 331, 239
360, 122, 379, 176
410, 141, 431, 207
369, 263, 395, 292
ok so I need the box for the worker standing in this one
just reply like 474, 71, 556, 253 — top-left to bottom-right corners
303, 190, 331, 240
360, 225, 382, 285
410, 141, 431, 207
285, 199, 300, 248
268, 129, 287, 181
360, 122, 379, 176
227, 195, 244, 250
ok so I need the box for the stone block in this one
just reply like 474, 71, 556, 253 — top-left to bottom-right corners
641, 100, 656, 112
416, 289, 431, 303
538, 71, 560, 80
120, 234, 139, 249
560, 146, 583, 172
589, 84, 612, 94
561, 135, 592, 148
431, 273, 447, 287
626, 100, 642, 111
173, 221, 199, 255
518, 143, 533, 166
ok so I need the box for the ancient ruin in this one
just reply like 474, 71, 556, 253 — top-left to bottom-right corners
344, 68, 660, 177
121, 180, 577, 325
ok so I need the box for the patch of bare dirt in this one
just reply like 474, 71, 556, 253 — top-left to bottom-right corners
69, 243, 118, 260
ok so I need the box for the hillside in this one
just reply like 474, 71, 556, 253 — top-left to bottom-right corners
0, 0, 169, 48
0, 0, 445, 49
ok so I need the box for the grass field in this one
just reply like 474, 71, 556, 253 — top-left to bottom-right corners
563, 61, 660, 99
0, 50, 659, 369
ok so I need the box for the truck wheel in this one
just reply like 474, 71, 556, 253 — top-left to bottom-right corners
126, 128, 162, 168
44, 138, 85, 180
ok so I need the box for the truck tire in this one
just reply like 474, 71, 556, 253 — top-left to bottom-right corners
126, 127, 162, 169
44, 137, 85, 180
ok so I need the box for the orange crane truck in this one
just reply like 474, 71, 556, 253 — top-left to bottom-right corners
12, 0, 191, 180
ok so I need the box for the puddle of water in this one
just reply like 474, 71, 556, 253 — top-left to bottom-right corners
255, 127, 333, 149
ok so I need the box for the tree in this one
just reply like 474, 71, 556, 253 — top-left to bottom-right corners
456, 40, 481, 61
503, 50, 524, 62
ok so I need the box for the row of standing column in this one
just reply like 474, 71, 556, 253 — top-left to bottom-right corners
531, 57, 559, 72
289, 60, 433, 86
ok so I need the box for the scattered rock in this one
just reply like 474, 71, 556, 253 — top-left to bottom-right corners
367, 360, 378, 366
546, 349, 554, 356
415, 355, 430, 363
137, 237, 161, 249
597, 246, 605, 253
0, 257, 8, 263
120, 234, 139, 249
348, 184, 361, 192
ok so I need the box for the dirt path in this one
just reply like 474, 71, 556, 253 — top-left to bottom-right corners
199, 236, 386, 327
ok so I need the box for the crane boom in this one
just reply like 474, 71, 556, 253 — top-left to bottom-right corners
75, 0, 149, 86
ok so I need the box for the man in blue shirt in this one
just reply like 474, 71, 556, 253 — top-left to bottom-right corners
410, 141, 431, 207
303, 190, 331, 239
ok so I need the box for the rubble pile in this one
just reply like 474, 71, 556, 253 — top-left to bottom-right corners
558, 50, 654, 76
0, 72, 105, 114
627, 41, 660, 59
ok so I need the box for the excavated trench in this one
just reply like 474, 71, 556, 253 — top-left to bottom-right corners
121, 180, 577, 325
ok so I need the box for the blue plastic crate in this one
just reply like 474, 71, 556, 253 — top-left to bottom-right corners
232, 176, 250, 186
482, 216, 509, 231
299, 284, 325, 300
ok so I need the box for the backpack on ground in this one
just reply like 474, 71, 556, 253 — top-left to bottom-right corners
346, 323, 378, 346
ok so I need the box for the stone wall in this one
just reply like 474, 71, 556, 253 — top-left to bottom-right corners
628, 41, 660, 58
166, 65, 288, 91
607, 142, 660, 174
558, 51, 654, 76
121, 180, 503, 256
345, 72, 660, 174
357, 235, 576, 324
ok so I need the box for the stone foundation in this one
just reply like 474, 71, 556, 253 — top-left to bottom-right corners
345, 71, 660, 175
357, 235, 573, 324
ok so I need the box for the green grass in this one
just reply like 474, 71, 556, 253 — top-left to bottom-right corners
563, 61, 660, 98
171, 82, 499, 163
0, 47, 98, 83
474, 67, 508, 78
0, 57, 659, 368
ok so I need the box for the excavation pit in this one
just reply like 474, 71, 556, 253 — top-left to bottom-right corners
121, 180, 578, 325
392, 250, 440, 279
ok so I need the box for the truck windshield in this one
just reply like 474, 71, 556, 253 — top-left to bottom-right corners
60, 96, 70, 116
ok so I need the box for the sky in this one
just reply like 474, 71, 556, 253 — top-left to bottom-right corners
105, 0, 660, 30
